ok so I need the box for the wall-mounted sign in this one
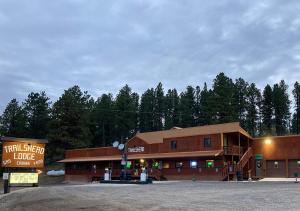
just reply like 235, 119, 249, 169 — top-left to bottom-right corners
128, 146, 144, 153
2, 141, 46, 168
9, 173, 39, 184
3, 173, 9, 180
255, 154, 263, 160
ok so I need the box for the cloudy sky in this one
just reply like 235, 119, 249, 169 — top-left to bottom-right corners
1, 0, 300, 112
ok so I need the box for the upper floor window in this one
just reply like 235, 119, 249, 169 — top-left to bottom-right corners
170, 140, 177, 149
204, 137, 212, 148
175, 161, 183, 168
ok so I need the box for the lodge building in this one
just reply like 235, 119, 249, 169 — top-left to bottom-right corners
58, 122, 300, 181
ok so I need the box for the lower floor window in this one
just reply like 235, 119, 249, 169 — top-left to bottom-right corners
175, 162, 183, 168
163, 162, 170, 169
190, 161, 197, 168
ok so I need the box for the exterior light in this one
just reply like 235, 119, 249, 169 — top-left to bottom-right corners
265, 139, 272, 144
140, 159, 145, 163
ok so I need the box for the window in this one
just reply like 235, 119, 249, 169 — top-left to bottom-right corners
274, 161, 279, 168
163, 162, 170, 169
170, 140, 177, 149
204, 137, 212, 148
297, 161, 300, 168
175, 162, 183, 168
206, 160, 214, 168
190, 161, 197, 168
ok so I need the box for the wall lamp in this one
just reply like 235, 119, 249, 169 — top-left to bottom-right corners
265, 139, 272, 145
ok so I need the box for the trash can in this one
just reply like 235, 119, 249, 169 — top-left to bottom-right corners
236, 171, 243, 181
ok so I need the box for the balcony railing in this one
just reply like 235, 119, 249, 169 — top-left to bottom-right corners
223, 145, 244, 156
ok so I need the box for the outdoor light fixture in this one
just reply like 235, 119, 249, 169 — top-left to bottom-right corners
265, 139, 272, 145
140, 159, 145, 163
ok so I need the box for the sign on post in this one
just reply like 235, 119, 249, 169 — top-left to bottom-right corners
3, 173, 9, 180
1, 141, 46, 168
0, 137, 48, 194
9, 173, 39, 184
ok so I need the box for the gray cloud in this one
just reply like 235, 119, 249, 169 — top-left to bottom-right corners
1, 0, 300, 112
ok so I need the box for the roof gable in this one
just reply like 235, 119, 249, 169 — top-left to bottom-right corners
135, 122, 251, 144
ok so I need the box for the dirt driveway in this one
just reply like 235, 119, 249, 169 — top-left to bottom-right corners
1, 181, 300, 210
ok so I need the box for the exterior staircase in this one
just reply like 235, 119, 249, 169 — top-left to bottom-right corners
223, 147, 253, 181
237, 147, 253, 171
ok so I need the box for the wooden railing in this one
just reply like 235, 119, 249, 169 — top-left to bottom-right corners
223, 145, 244, 156
237, 147, 253, 171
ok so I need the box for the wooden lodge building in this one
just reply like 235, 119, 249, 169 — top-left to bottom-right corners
58, 122, 300, 181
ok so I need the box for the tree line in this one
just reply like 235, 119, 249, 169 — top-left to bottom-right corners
1, 72, 300, 162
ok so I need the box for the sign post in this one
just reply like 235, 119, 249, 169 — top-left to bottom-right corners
3, 169, 10, 194
1, 137, 48, 194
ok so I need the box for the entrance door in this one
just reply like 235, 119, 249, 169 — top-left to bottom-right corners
288, 160, 300, 177
255, 160, 263, 177
266, 160, 286, 177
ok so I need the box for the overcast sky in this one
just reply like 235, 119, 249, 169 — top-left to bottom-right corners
1, 0, 300, 112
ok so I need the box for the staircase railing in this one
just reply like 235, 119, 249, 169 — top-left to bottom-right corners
237, 147, 253, 171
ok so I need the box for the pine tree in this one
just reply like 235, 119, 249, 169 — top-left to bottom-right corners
164, 89, 180, 129
194, 86, 201, 126
212, 73, 235, 123
234, 78, 249, 127
90, 94, 115, 147
261, 85, 273, 135
23, 91, 51, 139
292, 82, 300, 134
198, 83, 214, 125
153, 83, 164, 131
165, 89, 180, 129
0, 99, 26, 137
179, 86, 195, 127
139, 89, 155, 132
114, 85, 139, 142
245, 83, 261, 136
47, 85, 93, 161
273, 80, 290, 135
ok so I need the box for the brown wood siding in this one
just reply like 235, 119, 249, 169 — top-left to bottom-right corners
266, 160, 286, 177
160, 134, 221, 153
253, 136, 300, 160
252, 136, 300, 177
66, 147, 121, 158
288, 160, 300, 177
126, 137, 150, 154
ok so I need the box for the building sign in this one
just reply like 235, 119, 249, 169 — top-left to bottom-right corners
128, 146, 144, 153
255, 154, 263, 160
1, 141, 46, 168
9, 173, 39, 184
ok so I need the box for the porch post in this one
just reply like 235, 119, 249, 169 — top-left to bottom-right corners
221, 133, 224, 148
238, 133, 241, 160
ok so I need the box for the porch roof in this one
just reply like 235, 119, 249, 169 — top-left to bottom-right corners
58, 150, 223, 163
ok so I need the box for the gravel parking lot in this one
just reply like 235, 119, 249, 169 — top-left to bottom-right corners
1, 181, 300, 211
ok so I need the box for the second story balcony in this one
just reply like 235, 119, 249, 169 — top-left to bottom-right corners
223, 145, 245, 156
